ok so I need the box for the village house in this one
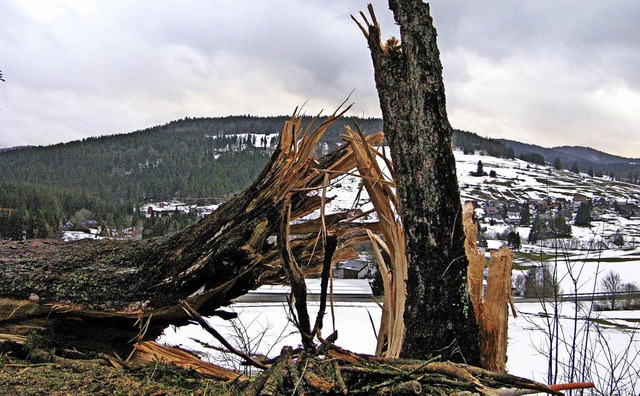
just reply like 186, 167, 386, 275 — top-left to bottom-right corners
533, 199, 549, 214
554, 197, 568, 209
573, 193, 590, 205
504, 205, 521, 225
615, 202, 640, 218
334, 259, 370, 279
483, 200, 503, 217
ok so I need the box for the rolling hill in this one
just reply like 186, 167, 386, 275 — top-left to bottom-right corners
1, 115, 638, 239
500, 138, 640, 180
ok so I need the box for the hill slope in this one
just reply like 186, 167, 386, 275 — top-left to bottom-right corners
1, 115, 638, 239
0, 116, 384, 204
500, 139, 640, 181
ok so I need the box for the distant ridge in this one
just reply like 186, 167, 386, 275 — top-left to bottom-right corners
0, 145, 35, 152
552, 146, 639, 165
499, 138, 639, 179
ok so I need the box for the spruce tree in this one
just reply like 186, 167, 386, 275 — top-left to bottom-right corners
519, 202, 531, 226
551, 214, 572, 237
570, 161, 580, 174
528, 215, 546, 244
553, 156, 563, 170
475, 160, 484, 176
574, 201, 592, 226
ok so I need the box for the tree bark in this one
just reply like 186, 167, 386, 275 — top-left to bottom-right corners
0, 110, 381, 354
355, 1, 481, 364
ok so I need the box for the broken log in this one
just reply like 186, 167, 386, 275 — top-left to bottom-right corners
0, 107, 383, 355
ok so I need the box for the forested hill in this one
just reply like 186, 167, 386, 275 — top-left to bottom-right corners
0, 116, 382, 205
1, 116, 518, 207
3, 113, 636, 210
0, 114, 635, 238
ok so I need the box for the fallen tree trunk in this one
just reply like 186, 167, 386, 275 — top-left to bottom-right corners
0, 107, 382, 354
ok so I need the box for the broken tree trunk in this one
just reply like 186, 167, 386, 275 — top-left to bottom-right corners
464, 202, 515, 372
354, 1, 482, 364
0, 108, 382, 355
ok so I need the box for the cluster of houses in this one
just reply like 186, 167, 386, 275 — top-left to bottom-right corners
473, 193, 639, 226
140, 200, 221, 218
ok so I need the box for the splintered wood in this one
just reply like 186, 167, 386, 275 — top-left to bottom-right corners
463, 202, 513, 372
343, 125, 407, 359
130, 341, 247, 381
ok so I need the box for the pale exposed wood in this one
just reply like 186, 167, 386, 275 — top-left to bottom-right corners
464, 202, 514, 372
482, 248, 513, 372
130, 341, 247, 381
342, 125, 407, 358
464, 202, 486, 311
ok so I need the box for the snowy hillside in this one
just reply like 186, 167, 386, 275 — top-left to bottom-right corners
318, 147, 639, 231
313, 147, 640, 293
454, 150, 639, 203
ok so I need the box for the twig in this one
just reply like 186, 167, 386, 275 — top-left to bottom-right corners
291, 357, 310, 396
312, 233, 338, 338
279, 198, 314, 351
180, 301, 267, 370
332, 360, 348, 394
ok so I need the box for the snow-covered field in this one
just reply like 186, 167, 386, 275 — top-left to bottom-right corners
160, 300, 640, 394
160, 269, 640, 393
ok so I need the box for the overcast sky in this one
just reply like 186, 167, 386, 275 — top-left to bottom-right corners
1, 1, 638, 157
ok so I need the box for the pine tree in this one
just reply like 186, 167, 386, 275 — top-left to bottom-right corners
553, 156, 563, 170
507, 230, 521, 251
475, 160, 484, 176
570, 161, 580, 174
574, 201, 592, 226
519, 202, 531, 226
551, 214, 572, 238
528, 215, 546, 244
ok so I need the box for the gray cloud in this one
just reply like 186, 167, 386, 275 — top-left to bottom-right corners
0, 0, 638, 157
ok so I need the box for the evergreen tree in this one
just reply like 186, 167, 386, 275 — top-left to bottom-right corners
519, 202, 531, 226
570, 161, 579, 174
507, 230, 521, 251
551, 214, 572, 238
473, 160, 484, 177
519, 152, 545, 166
553, 156, 563, 170
574, 201, 592, 226
588, 165, 594, 177
528, 215, 546, 244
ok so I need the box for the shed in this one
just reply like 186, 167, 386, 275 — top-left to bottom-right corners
335, 260, 369, 279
